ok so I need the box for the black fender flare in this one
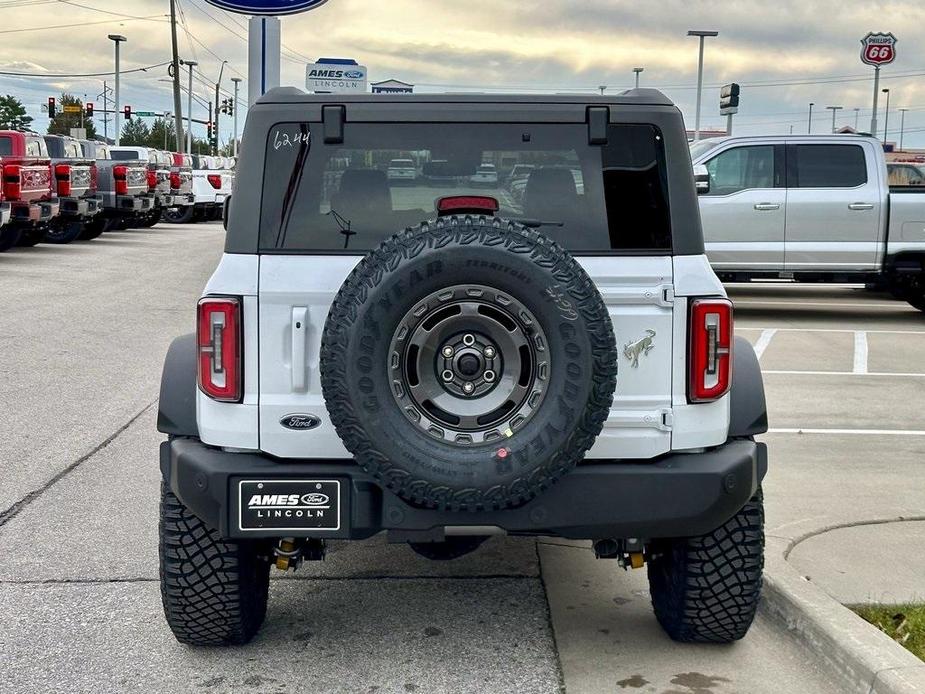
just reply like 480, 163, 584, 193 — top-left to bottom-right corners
157, 333, 198, 438
729, 336, 768, 438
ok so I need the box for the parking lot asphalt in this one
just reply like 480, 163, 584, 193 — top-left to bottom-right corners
4, 231, 921, 693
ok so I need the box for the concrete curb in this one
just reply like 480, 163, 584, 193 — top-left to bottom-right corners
762, 539, 925, 694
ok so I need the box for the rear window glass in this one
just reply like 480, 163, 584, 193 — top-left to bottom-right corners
259, 122, 671, 254
0, 137, 12, 156
791, 144, 867, 188
110, 150, 140, 161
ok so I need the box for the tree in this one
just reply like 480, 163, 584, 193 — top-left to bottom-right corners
120, 117, 151, 146
0, 94, 33, 130
47, 93, 96, 139
148, 117, 179, 151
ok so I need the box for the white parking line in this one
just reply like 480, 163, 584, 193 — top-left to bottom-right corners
769, 428, 925, 436
734, 300, 905, 309
853, 331, 868, 374
753, 329, 777, 360
738, 327, 925, 335
763, 370, 925, 377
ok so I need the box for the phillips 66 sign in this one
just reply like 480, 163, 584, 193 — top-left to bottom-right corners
860, 32, 897, 66
205, 0, 329, 15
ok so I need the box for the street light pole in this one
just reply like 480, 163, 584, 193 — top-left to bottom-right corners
881, 88, 891, 142
899, 108, 908, 151
108, 34, 126, 146
854, 108, 860, 131
826, 106, 843, 134
870, 65, 881, 136
808, 102, 814, 134
184, 59, 198, 153
214, 60, 227, 156
230, 77, 242, 157
633, 67, 644, 89
687, 30, 718, 141
598, 85, 606, 95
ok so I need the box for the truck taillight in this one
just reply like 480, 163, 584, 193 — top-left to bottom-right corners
688, 298, 733, 403
3, 164, 22, 199
113, 164, 128, 195
207, 174, 222, 189
197, 297, 242, 402
147, 170, 158, 190
54, 163, 72, 197
89, 162, 98, 193
170, 172, 181, 190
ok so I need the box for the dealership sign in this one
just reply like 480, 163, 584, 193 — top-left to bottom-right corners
306, 60, 368, 93
860, 32, 897, 66
204, 0, 329, 15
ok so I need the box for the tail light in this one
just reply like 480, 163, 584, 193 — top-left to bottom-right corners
437, 195, 499, 215
170, 172, 181, 190
113, 164, 128, 195
207, 174, 222, 189
197, 297, 242, 402
89, 162, 98, 193
3, 164, 22, 199
147, 170, 158, 190
688, 298, 733, 403
54, 163, 72, 197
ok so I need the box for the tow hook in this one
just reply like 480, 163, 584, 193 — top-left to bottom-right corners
593, 538, 647, 570
273, 537, 326, 571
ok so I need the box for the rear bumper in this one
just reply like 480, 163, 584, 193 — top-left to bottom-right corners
162, 193, 193, 207
161, 437, 767, 541
115, 194, 153, 213
10, 199, 58, 224
59, 196, 100, 217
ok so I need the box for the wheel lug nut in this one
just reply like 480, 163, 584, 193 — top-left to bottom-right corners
484, 370, 495, 382
462, 334, 475, 346
442, 346, 454, 358
483, 347, 495, 358
441, 370, 454, 382
462, 382, 474, 394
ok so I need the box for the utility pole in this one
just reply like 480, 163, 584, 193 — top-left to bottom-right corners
854, 108, 860, 130
208, 100, 213, 154
808, 102, 814, 133
899, 108, 908, 151
108, 34, 126, 146
185, 59, 197, 153
169, 0, 185, 152
687, 30, 719, 141
826, 106, 843, 134
98, 81, 111, 142
231, 77, 242, 157
214, 60, 227, 156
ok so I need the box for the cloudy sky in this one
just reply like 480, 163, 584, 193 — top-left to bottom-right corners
1, 0, 923, 147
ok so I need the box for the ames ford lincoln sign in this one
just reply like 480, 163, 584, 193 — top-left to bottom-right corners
204, 0, 329, 15
306, 59, 368, 93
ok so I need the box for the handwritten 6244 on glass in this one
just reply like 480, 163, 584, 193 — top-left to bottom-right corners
860, 32, 897, 66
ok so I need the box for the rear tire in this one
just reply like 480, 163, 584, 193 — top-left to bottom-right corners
138, 209, 162, 228
16, 228, 43, 247
0, 226, 20, 251
79, 217, 108, 240
162, 205, 195, 224
647, 488, 765, 643
44, 220, 83, 244
159, 482, 271, 646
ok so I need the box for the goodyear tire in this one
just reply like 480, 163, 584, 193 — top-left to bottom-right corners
320, 215, 617, 511
648, 488, 765, 643
159, 482, 271, 646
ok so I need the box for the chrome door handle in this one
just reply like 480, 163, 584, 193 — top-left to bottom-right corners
753, 203, 780, 211
848, 203, 874, 210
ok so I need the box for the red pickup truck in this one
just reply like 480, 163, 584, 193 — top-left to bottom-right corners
0, 131, 59, 250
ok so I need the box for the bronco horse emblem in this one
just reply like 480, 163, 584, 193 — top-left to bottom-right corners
623, 330, 656, 368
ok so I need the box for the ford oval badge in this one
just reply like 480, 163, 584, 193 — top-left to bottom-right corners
280, 414, 322, 430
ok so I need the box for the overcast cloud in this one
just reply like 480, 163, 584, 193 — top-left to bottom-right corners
0, 0, 921, 146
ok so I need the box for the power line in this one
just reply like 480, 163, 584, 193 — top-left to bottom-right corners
0, 61, 170, 78
57, 0, 167, 20
0, 15, 165, 34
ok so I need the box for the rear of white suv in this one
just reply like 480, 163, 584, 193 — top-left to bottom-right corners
157, 91, 767, 649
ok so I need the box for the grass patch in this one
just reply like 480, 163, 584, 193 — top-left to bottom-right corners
853, 604, 925, 661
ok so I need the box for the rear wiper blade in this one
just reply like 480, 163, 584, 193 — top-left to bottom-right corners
504, 217, 564, 228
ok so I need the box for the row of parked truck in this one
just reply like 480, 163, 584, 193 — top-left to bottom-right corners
0, 130, 234, 252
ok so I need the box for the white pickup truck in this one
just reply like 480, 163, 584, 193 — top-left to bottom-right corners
690, 134, 925, 311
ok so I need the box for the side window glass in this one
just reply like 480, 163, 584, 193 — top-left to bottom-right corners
704, 146, 774, 195
793, 145, 867, 188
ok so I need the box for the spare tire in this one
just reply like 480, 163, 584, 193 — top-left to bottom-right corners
320, 215, 617, 511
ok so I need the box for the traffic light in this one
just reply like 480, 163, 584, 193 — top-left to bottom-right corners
124, 105, 132, 120
47, 97, 56, 118
720, 83, 740, 114
85, 102, 94, 118
207, 120, 213, 142
220, 98, 233, 116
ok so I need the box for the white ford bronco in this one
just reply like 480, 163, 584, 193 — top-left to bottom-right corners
157, 89, 769, 647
